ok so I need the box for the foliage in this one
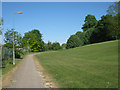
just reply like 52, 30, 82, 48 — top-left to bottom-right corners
83, 28, 95, 44
62, 43, 66, 49
22, 29, 46, 52
67, 11, 119, 49
107, 1, 120, 16
15, 48, 23, 58
0, 17, 3, 35
95, 14, 118, 41
66, 35, 82, 49
4, 29, 22, 48
47, 41, 52, 50
4, 29, 23, 58
82, 14, 97, 32
51, 42, 62, 50
75, 31, 85, 45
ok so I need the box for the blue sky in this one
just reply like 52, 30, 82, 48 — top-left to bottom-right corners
2, 2, 113, 44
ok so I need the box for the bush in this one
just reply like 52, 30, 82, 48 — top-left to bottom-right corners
15, 49, 23, 58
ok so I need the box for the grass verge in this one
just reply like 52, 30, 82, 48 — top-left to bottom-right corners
2, 58, 22, 75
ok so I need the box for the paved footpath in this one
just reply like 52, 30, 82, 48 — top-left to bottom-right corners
6, 54, 45, 88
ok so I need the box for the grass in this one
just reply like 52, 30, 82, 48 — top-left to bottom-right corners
36, 40, 118, 88
2, 58, 22, 75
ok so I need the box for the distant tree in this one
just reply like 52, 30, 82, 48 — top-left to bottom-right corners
62, 43, 66, 49
82, 14, 97, 32
66, 35, 82, 49
51, 42, 62, 50
22, 29, 46, 52
47, 41, 52, 50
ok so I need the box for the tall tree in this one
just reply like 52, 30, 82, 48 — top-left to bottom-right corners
95, 14, 119, 41
82, 14, 97, 32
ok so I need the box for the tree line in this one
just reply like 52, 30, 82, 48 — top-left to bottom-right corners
3, 29, 63, 58
2, 1, 120, 58
66, 2, 120, 49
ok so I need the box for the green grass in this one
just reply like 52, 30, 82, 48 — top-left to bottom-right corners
36, 40, 118, 88
2, 58, 22, 75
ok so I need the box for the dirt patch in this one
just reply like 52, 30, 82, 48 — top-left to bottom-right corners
2, 57, 25, 88
33, 55, 58, 88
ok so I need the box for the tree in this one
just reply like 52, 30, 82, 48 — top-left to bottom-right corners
75, 31, 85, 45
82, 14, 97, 32
62, 43, 66, 49
47, 41, 52, 50
95, 14, 119, 41
4, 29, 22, 48
107, 1, 120, 16
51, 42, 62, 50
4, 29, 22, 58
66, 35, 82, 49
83, 28, 95, 44
0, 17, 3, 35
22, 29, 46, 52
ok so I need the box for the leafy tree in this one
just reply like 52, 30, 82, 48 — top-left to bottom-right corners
75, 31, 85, 45
95, 14, 119, 41
51, 42, 62, 50
82, 14, 97, 32
111, 14, 120, 39
66, 35, 82, 49
83, 28, 95, 44
22, 29, 46, 52
4, 29, 22, 58
4, 29, 22, 48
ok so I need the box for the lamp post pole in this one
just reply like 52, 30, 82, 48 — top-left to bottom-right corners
13, 12, 23, 65
13, 13, 15, 65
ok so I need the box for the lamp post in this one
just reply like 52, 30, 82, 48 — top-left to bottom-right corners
13, 12, 23, 65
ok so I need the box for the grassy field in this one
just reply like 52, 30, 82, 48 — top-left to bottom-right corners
36, 40, 118, 88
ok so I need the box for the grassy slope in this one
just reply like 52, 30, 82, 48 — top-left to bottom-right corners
36, 40, 118, 88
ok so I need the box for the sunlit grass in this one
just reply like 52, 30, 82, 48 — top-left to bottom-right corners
36, 40, 118, 88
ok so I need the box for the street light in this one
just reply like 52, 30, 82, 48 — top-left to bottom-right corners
13, 12, 23, 65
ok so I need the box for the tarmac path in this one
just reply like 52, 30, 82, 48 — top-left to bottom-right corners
6, 54, 45, 88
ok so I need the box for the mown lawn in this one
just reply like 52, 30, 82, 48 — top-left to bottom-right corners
36, 40, 118, 88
